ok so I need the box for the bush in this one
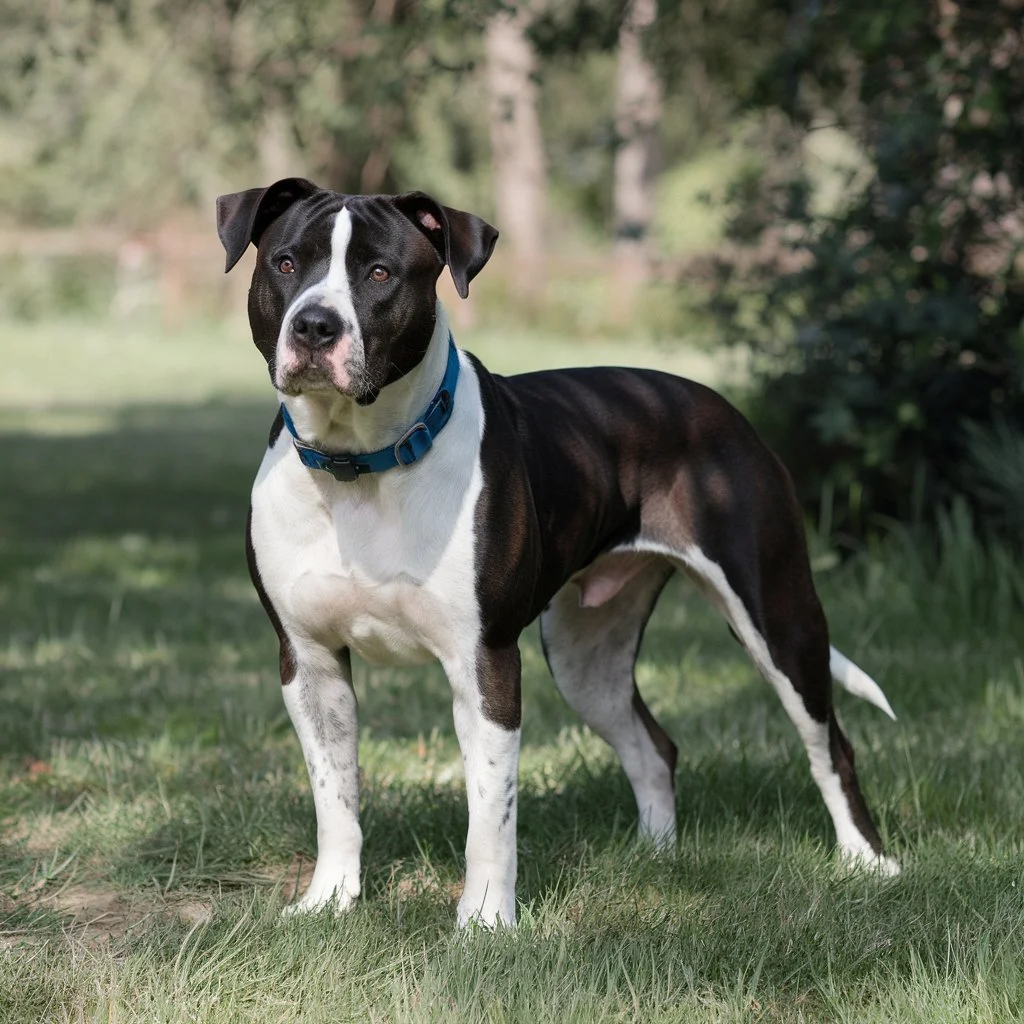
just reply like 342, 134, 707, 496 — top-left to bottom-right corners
711, 1, 1024, 542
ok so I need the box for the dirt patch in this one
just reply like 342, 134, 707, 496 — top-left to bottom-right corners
1, 884, 219, 949
172, 898, 214, 928
4, 810, 81, 857
49, 887, 219, 942
4, 853, 396, 948
258, 854, 316, 902
45, 885, 149, 945
0, 885, 139, 949
392, 869, 462, 903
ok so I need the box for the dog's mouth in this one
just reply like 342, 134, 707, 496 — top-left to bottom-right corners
275, 348, 379, 404
276, 364, 337, 396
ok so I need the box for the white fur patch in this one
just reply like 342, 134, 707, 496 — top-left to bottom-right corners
541, 562, 677, 848
280, 659, 362, 914
275, 207, 362, 394
449, 687, 520, 927
325, 208, 354, 292
829, 646, 896, 720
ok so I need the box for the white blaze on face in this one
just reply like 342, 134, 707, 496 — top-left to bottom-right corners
275, 207, 363, 392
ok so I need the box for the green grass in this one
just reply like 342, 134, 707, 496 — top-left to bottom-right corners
2, 316, 1023, 1023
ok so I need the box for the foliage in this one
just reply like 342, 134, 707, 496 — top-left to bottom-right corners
0, 0, 785, 238
711, 0, 1024, 540
962, 416, 1024, 540
530, 1, 787, 230
0, 0, 498, 225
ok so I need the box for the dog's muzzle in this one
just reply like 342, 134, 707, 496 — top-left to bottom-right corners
277, 301, 359, 395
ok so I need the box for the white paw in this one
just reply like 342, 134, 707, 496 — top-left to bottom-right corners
637, 819, 677, 854
839, 849, 902, 878
873, 855, 902, 877
456, 893, 516, 930
282, 881, 359, 918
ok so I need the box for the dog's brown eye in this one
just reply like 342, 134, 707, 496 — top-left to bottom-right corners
370, 265, 390, 283
278, 257, 295, 274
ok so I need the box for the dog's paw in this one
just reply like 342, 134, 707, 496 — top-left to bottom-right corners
282, 884, 358, 918
636, 822, 677, 856
838, 849, 902, 878
872, 855, 902, 877
455, 910, 517, 933
456, 897, 517, 931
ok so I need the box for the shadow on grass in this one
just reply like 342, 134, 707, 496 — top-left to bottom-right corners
106, 711, 1024, 904
0, 400, 272, 544
108, 750, 830, 899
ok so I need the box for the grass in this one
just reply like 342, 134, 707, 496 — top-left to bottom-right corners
2, 315, 1023, 1023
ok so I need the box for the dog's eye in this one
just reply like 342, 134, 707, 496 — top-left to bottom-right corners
369, 265, 390, 283
277, 257, 295, 274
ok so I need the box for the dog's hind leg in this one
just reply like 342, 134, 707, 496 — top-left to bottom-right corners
540, 554, 677, 847
669, 539, 899, 875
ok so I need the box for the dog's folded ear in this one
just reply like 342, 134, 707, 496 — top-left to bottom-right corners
216, 178, 320, 273
393, 193, 499, 299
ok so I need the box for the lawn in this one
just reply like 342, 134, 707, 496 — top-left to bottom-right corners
1, 316, 1023, 1023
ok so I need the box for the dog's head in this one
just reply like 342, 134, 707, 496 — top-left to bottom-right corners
216, 179, 498, 403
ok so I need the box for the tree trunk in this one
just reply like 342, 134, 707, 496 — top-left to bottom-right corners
613, 0, 662, 319
258, 104, 304, 184
486, 6, 547, 304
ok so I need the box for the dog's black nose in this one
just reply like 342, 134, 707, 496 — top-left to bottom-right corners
291, 305, 344, 348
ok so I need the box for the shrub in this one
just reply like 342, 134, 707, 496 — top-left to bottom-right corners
710, 1, 1024, 542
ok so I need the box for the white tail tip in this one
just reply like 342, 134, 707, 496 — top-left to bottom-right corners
829, 646, 897, 721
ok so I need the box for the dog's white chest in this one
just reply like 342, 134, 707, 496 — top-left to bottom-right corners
286, 513, 468, 665
289, 568, 441, 665
249, 395, 483, 669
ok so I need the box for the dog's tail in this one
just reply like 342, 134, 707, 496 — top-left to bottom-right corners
829, 646, 897, 720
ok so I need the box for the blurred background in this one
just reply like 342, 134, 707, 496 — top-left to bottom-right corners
1, 0, 1023, 543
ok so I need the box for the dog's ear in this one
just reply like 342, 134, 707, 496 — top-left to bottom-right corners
393, 192, 499, 299
216, 178, 320, 273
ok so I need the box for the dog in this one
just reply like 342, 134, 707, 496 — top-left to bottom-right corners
216, 178, 899, 928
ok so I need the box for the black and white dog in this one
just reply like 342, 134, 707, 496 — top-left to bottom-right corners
216, 178, 898, 928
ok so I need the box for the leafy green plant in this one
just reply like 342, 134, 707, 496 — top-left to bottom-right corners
962, 417, 1024, 541
711, 2, 1024, 541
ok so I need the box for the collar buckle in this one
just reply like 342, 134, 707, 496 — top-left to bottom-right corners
325, 456, 360, 483
293, 440, 361, 482
393, 422, 433, 466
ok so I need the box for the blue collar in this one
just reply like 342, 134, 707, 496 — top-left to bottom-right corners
279, 335, 460, 483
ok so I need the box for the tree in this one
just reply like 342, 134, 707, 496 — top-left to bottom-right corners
612, 0, 661, 315
485, 3, 547, 303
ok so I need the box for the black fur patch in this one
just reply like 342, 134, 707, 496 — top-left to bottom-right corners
245, 506, 295, 684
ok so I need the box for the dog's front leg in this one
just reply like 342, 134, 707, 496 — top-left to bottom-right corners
280, 645, 362, 915
447, 644, 521, 929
